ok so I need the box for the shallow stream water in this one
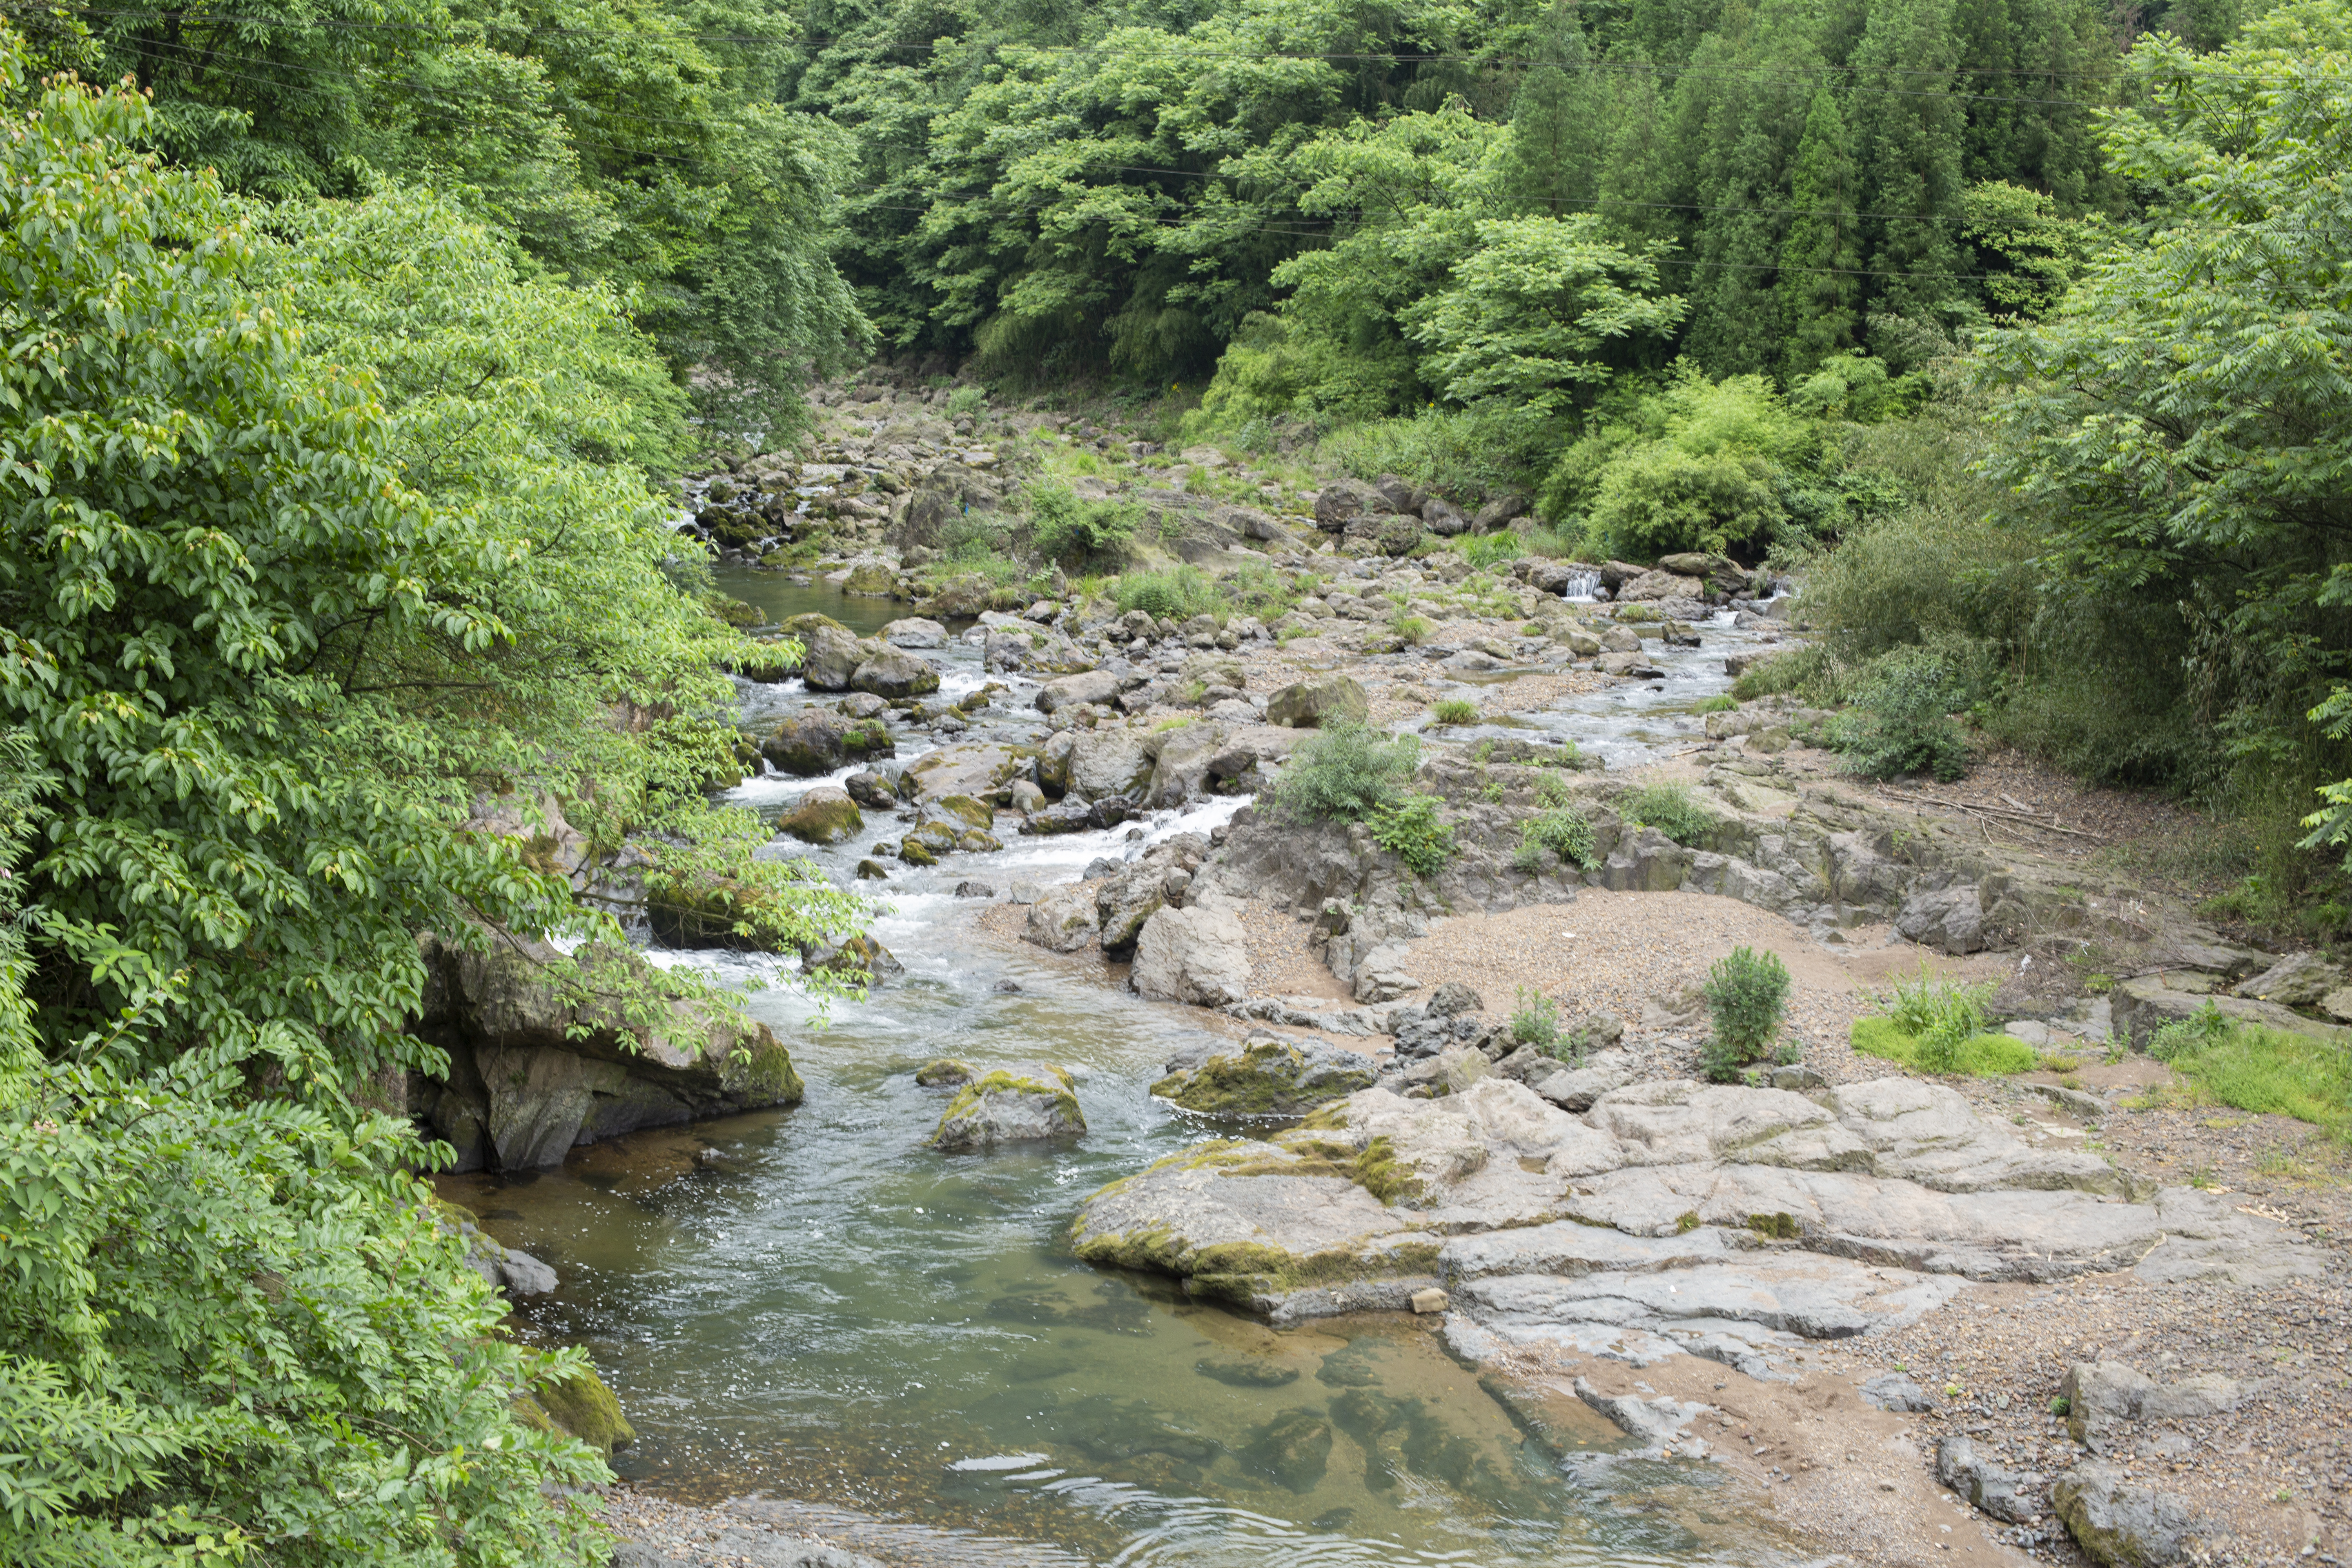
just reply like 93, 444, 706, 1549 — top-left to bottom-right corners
443, 573, 1804, 1566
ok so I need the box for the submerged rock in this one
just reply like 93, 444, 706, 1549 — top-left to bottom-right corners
1152, 1036, 1379, 1116
517, 1365, 636, 1455
930, 1062, 1087, 1151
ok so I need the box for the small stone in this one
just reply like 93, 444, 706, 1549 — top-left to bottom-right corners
954, 880, 996, 899
1410, 1287, 1450, 1315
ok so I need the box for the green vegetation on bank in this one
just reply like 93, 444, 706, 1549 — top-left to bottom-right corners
2145, 1005, 2352, 1142
0, 43, 866, 1564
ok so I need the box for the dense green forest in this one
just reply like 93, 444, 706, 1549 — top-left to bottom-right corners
1, 0, 2348, 1559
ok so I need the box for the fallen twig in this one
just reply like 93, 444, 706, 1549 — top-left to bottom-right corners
1872, 786, 2107, 840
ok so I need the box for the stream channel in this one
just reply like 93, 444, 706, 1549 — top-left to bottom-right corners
439, 572, 1805, 1568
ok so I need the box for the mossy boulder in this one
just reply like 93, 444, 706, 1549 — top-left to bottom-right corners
517, 1363, 636, 1454
701, 591, 763, 628
898, 836, 939, 866
850, 648, 941, 699
1152, 1037, 1380, 1116
931, 1062, 1087, 1151
917, 1058, 975, 1087
933, 793, 996, 831
779, 786, 863, 845
760, 710, 895, 777
843, 562, 898, 596
904, 819, 961, 856
1266, 675, 1369, 729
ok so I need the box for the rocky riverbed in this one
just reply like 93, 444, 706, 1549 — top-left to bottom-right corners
420, 374, 2352, 1568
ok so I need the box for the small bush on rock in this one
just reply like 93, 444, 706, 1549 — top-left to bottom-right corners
1431, 699, 1479, 725
1514, 808, 1599, 871
1701, 946, 1791, 1081
1625, 783, 1717, 846
1276, 722, 1421, 822
1366, 794, 1456, 876
1028, 480, 1139, 563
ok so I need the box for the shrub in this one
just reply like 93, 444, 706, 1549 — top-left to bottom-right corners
1517, 808, 1600, 870
1389, 610, 1433, 645
1858, 966, 2019, 1074
1366, 794, 1456, 877
1730, 645, 1827, 701
1276, 722, 1421, 822
1624, 782, 1717, 846
1693, 694, 1738, 714
1457, 532, 1522, 571
1701, 946, 1792, 1081
1512, 987, 1582, 1062
1115, 565, 1220, 622
946, 384, 986, 417
1028, 480, 1139, 563
1829, 646, 1972, 781
1431, 699, 1479, 726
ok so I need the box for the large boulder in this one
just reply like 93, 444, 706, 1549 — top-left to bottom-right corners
1096, 866, 1166, 952
929, 1061, 1087, 1150
904, 742, 1039, 805
2051, 1464, 2204, 1566
850, 648, 940, 699
1266, 676, 1368, 729
1617, 569, 1705, 602
759, 710, 894, 777
1312, 479, 1381, 530
2234, 951, 2345, 1007
2111, 974, 2351, 1048
1037, 669, 1120, 713
408, 933, 805, 1172
1066, 727, 1154, 803
881, 616, 948, 648
1153, 1036, 1379, 1115
798, 625, 867, 690
1895, 885, 1988, 953
1023, 886, 1100, 953
1131, 898, 1253, 1008
778, 786, 862, 845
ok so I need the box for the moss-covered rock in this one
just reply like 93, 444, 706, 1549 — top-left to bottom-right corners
517, 1363, 637, 1454
931, 1062, 1087, 1151
779, 786, 863, 845
702, 591, 763, 628
843, 562, 898, 596
1152, 1037, 1380, 1116
917, 1058, 975, 1087
801, 932, 902, 985
897, 836, 939, 867
760, 710, 894, 777
904, 819, 961, 856
933, 793, 995, 831
728, 638, 799, 683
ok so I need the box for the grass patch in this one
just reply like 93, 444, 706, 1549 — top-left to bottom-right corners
1430, 698, 1479, 726
1115, 565, 1221, 622
1693, 694, 1739, 714
1512, 807, 1599, 873
1851, 1015, 2038, 1076
1623, 782, 1717, 846
2148, 1003, 2352, 1140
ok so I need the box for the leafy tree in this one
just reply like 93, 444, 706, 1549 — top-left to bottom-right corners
1973, 0, 2352, 864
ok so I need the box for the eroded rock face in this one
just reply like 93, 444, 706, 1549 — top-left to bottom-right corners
408, 932, 806, 1173
1067, 1075, 2320, 1345
1131, 897, 1252, 1008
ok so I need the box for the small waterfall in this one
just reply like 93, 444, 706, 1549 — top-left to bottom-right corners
1558, 568, 1602, 601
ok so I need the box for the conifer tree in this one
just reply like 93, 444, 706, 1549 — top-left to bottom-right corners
1776, 85, 1860, 375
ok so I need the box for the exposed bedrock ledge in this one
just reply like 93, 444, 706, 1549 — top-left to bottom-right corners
1069, 1076, 2319, 1342
406, 931, 804, 1172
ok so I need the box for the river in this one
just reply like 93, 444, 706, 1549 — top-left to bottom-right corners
438, 572, 1804, 1567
